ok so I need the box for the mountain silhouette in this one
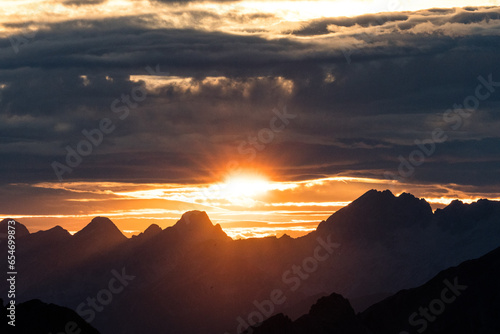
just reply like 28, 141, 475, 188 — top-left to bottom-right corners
251, 244, 500, 333
73, 216, 127, 244
142, 223, 162, 237
169, 210, 229, 243
21, 225, 71, 253
2, 190, 500, 334
1, 299, 100, 334
0, 218, 30, 238
316, 189, 433, 241
247, 293, 371, 334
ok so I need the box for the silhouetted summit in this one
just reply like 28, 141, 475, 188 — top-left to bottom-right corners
22, 226, 71, 253
0, 218, 30, 238
435, 198, 500, 233
144, 223, 162, 236
71, 217, 127, 257
74, 217, 126, 242
175, 211, 213, 229
317, 189, 433, 241
248, 293, 370, 334
33, 225, 71, 239
171, 210, 229, 242
131, 224, 162, 245
0, 299, 100, 334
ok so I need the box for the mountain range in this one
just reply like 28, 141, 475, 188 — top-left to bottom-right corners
2, 189, 500, 334
0, 298, 100, 334
248, 243, 500, 333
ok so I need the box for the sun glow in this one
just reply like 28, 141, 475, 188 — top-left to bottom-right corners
219, 174, 271, 199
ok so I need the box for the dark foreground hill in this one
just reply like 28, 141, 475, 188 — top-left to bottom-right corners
248, 244, 500, 334
0, 299, 100, 334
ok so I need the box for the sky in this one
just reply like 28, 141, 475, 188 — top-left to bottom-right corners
1, 0, 500, 239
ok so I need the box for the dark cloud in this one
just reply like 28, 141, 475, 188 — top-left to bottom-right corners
62, 0, 108, 6
291, 13, 409, 36
1, 6, 500, 190
450, 10, 500, 23
150, 0, 241, 3
291, 7, 500, 36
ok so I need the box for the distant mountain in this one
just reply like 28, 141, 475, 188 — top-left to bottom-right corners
2, 190, 500, 334
0, 218, 30, 238
316, 190, 433, 241
73, 216, 127, 246
361, 244, 500, 334
21, 225, 71, 253
251, 244, 500, 334
0, 299, 100, 334
247, 293, 371, 334
169, 210, 230, 243
308, 190, 500, 308
132, 223, 162, 240
434, 198, 500, 233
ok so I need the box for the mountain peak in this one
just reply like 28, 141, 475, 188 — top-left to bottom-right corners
89, 216, 116, 226
144, 223, 162, 235
308, 293, 357, 322
435, 197, 500, 232
171, 211, 229, 241
0, 218, 30, 238
175, 210, 213, 229
74, 217, 126, 242
317, 189, 433, 240
133, 223, 163, 241
32, 225, 71, 240
359, 189, 395, 200
249, 293, 364, 334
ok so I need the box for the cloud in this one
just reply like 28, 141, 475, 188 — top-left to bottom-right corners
0, 5, 500, 195
62, 0, 108, 6
291, 13, 409, 36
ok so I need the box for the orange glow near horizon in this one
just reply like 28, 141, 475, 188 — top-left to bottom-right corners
3, 174, 500, 240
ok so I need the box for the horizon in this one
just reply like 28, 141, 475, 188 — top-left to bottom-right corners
4, 188, 498, 239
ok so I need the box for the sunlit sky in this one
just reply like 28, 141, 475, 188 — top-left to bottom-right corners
4, 175, 499, 239
1, 0, 500, 238
1, 0, 499, 37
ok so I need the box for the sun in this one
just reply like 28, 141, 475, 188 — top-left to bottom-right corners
220, 173, 271, 199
